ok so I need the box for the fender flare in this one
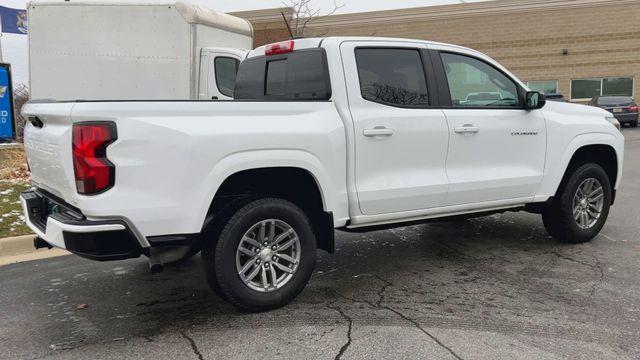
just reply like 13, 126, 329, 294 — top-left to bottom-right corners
190, 149, 339, 232
536, 132, 623, 200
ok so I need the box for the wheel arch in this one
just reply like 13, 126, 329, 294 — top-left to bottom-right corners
543, 133, 622, 202
194, 150, 342, 253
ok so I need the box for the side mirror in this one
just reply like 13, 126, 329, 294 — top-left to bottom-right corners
525, 91, 546, 110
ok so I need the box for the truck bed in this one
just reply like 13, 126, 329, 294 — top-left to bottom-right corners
21, 100, 348, 237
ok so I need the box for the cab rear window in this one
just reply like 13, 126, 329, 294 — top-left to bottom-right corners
234, 48, 331, 101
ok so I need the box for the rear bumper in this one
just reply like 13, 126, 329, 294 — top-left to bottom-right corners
612, 113, 638, 123
20, 189, 144, 261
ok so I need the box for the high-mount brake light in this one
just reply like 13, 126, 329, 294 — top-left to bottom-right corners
265, 40, 295, 56
72, 122, 117, 195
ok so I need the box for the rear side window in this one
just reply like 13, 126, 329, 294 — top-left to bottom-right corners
355, 48, 429, 107
214, 57, 239, 98
234, 48, 331, 100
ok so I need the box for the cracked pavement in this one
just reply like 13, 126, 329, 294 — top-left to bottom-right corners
1, 128, 639, 359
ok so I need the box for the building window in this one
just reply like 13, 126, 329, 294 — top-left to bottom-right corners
571, 77, 634, 100
526, 80, 558, 94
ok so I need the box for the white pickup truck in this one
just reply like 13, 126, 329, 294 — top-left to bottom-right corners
21, 37, 624, 312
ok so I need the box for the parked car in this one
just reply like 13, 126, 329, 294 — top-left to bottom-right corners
589, 96, 639, 127
29, 0, 252, 101
544, 93, 568, 102
21, 37, 624, 312
461, 91, 502, 105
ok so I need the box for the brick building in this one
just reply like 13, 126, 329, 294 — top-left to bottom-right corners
232, 0, 640, 102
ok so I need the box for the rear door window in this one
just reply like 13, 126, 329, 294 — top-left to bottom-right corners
355, 48, 429, 107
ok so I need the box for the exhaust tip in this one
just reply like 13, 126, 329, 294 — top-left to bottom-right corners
149, 263, 164, 274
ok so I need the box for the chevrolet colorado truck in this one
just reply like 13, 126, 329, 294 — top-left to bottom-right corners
20, 37, 624, 312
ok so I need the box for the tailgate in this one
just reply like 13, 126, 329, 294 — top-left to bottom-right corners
22, 102, 76, 201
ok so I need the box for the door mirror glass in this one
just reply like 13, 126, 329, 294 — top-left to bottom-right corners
525, 91, 546, 110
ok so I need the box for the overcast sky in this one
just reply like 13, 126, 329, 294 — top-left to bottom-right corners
1, 0, 487, 84
3, 0, 486, 14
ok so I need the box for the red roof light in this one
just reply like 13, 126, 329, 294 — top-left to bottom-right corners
265, 40, 295, 56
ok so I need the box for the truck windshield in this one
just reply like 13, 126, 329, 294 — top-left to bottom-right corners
234, 48, 331, 101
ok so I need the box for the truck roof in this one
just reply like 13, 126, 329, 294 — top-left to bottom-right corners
247, 36, 525, 90
28, 0, 253, 37
248, 37, 484, 58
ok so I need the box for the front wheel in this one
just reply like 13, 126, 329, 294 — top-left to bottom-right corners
202, 198, 317, 312
542, 163, 611, 243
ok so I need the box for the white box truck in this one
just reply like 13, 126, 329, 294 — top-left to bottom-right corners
28, 0, 253, 100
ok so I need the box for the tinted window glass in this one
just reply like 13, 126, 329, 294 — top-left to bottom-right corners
571, 78, 601, 100
214, 57, 239, 98
598, 96, 633, 105
602, 77, 633, 97
266, 60, 287, 96
234, 48, 331, 100
441, 52, 520, 108
355, 48, 429, 107
571, 77, 633, 100
234, 57, 264, 98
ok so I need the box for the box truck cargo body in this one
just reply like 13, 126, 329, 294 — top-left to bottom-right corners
28, 1, 253, 100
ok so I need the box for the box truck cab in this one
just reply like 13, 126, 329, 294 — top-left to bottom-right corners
27, 0, 253, 101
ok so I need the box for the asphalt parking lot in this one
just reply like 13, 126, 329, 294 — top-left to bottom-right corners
1, 127, 639, 360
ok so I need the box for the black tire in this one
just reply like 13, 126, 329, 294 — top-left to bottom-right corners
200, 196, 258, 301
202, 198, 316, 312
631, 120, 638, 128
542, 163, 611, 243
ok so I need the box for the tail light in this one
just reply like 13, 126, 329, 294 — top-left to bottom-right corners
265, 40, 294, 56
72, 122, 117, 195
629, 105, 638, 112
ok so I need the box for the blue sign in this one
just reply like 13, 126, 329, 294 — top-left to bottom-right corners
0, 6, 27, 35
0, 64, 15, 141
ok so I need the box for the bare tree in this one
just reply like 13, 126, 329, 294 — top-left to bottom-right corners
365, 83, 428, 106
281, 0, 344, 38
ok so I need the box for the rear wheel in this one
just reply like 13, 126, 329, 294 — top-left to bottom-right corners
202, 198, 316, 312
630, 120, 638, 128
542, 163, 611, 243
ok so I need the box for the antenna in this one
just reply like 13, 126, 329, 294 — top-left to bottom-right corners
281, 11, 294, 39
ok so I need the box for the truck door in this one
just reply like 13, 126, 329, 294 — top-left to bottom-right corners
199, 49, 245, 100
432, 49, 546, 206
340, 41, 450, 215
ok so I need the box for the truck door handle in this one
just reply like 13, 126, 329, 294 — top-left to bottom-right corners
454, 124, 479, 134
363, 126, 394, 137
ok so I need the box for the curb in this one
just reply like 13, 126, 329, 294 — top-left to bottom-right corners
0, 234, 36, 256
0, 234, 69, 266
0, 143, 22, 150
